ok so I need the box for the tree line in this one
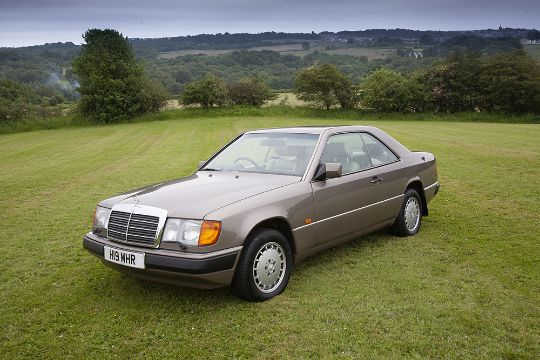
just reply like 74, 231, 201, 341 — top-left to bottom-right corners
145, 50, 414, 93
178, 51, 539, 114
1, 29, 539, 124
2, 31, 531, 97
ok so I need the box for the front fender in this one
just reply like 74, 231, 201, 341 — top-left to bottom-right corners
205, 182, 314, 250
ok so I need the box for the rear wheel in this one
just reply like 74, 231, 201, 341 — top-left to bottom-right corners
231, 228, 292, 301
392, 188, 422, 236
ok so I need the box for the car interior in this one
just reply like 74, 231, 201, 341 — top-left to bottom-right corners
263, 136, 398, 176
319, 135, 397, 175
265, 145, 310, 175
320, 141, 373, 174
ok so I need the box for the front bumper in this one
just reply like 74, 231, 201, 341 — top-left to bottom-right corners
83, 233, 241, 289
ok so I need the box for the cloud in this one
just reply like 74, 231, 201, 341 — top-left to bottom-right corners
0, 0, 538, 47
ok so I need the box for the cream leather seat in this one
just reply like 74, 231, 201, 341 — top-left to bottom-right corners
266, 146, 309, 175
320, 142, 360, 174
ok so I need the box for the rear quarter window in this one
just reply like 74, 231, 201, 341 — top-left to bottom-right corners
361, 133, 398, 166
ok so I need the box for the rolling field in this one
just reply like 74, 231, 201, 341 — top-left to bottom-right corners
157, 44, 304, 59
157, 43, 396, 59
0, 117, 539, 358
325, 47, 396, 59
158, 49, 236, 58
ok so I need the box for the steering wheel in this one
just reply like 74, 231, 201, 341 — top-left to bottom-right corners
234, 156, 260, 169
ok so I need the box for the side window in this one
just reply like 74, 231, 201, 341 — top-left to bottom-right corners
361, 133, 398, 166
320, 133, 373, 174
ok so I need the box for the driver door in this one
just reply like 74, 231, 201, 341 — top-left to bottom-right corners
311, 132, 386, 247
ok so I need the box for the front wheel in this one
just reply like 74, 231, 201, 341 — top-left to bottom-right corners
231, 228, 292, 301
392, 188, 423, 237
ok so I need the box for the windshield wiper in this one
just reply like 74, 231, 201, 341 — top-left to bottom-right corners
200, 168, 221, 171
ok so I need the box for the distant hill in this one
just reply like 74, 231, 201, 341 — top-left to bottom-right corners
0, 28, 535, 96
133, 28, 532, 58
2, 28, 533, 55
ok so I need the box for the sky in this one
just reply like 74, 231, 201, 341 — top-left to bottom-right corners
0, 0, 538, 47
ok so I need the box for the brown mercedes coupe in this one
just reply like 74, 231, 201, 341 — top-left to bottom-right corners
84, 126, 439, 301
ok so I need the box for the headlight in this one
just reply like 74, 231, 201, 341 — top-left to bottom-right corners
92, 206, 111, 236
162, 219, 221, 247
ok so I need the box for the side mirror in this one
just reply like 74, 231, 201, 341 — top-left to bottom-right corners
198, 160, 206, 169
313, 163, 342, 181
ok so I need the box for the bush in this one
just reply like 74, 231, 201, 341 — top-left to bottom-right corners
180, 75, 228, 108
294, 64, 357, 109
227, 77, 276, 107
360, 68, 426, 112
139, 80, 169, 113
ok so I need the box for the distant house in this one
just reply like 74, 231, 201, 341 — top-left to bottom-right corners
408, 50, 423, 59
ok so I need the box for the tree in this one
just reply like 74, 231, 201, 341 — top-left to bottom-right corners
374, 37, 404, 47
72, 29, 167, 123
415, 52, 483, 112
440, 35, 521, 55
302, 42, 310, 51
175, 69, 192, 83
334, 82, 360, 109
294, 64, 356, 109
419, 34, 435, 45
227, 76, 277, 107
359, 68, 426, 113
0, 79, 38, 122
0, 78, 65, 122
526, 30, 540, 41
479, 51, 540, 114
180, 75, 228, 108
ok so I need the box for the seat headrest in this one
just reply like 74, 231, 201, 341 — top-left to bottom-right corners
321, 142, 349, 162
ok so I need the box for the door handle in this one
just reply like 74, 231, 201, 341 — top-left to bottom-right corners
370, 176, 383, 184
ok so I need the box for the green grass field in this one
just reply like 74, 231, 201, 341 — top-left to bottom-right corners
157, 44, 305, 59
156, 43, 397, 59
325, 47, 397, 59
1, 116, 539, 358
158, 49, 237, 58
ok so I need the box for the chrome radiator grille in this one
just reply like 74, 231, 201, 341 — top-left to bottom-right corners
107, 210, 160, 247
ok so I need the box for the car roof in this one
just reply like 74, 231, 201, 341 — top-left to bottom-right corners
245, 125, 374, 135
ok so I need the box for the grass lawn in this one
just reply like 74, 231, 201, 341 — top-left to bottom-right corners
0, 116, 539, 358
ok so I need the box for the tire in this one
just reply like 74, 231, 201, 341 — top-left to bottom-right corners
231, 228, 292, 302
392, 188, 423, 237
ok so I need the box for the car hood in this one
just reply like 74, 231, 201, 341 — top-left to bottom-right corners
99, 171, 300, 219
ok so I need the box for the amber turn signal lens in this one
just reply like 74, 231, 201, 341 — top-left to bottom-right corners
198, 220, 222, 246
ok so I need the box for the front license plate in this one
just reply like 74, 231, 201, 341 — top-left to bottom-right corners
104, 246, 145, 269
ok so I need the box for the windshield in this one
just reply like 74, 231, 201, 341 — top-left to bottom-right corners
202, 133, 319, 176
